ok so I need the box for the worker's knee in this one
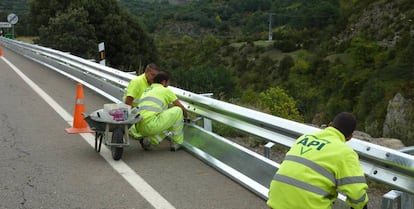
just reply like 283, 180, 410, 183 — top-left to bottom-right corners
170, 106, 184, 117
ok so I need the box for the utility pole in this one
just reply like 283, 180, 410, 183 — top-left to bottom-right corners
268, 13, 275, 41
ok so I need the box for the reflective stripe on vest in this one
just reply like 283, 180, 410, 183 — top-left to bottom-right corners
139, 106, 162, 113
347, 192, 368, 204
337, 176, 366, 186
285, 155, 336, 186
138, 96, 166, 113
172, 120, 183, 127
170, 130, 183, 136
277, 155, 367, 198
154, 134, 163, 143
287, 155, 367, 187
337, 176, 367, 204
273, 174, 330, 197
139, 97, 166, 109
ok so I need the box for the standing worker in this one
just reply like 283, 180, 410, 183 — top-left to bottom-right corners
136, 71, 188, 151
267, 112, 368, 209
124, 63, 159, 138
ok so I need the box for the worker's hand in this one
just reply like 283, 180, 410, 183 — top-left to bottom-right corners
183, 118, 191, 124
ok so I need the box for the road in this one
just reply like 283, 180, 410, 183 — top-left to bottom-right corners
0, 46, 267, 209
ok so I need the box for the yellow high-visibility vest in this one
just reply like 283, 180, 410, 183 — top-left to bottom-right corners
123, 73, 149, 107
137, 83, 177, 120
267, 127, 368, 209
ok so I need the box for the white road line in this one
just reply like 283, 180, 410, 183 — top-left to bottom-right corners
1, 56, 176, 209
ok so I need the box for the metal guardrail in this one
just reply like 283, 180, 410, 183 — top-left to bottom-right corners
1, 37, 414, 208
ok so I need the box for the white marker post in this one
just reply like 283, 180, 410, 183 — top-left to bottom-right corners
98, 42, 106, 66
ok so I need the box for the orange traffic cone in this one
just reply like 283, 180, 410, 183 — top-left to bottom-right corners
65, 83, 94, 134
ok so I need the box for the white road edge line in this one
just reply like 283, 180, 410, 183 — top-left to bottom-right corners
2, 56, 176, 209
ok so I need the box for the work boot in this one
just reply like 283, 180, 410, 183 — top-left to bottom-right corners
170, 143, 182, 152
139, 137, 152, 151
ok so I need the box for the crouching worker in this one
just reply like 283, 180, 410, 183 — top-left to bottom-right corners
124, 63, 159, 139
267, 112, 368, 209
135, 71, 188, 152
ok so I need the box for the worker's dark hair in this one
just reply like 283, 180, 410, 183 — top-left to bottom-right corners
145, 63, 159, 71
153, 71, 170, 84
332, 112, 357, 138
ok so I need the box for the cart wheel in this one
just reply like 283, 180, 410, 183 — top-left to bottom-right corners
111, 128, 124, 161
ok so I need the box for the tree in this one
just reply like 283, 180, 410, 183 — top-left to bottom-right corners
172, 64, 235, 99
97, 12, 158, 71
29, 0, 72, 31
258, 87, 303, 122
37, 7, 97, 58
30, 0, 158, 71
278, 55, 294, 81
346, 37, 380, 68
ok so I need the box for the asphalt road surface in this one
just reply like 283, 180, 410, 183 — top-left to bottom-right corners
0, 47, 267, 209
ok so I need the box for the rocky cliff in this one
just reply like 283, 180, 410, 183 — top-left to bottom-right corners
383, 93, 414, 146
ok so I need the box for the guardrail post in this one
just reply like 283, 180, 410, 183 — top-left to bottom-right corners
402, 192, 414, 209
398, 146, 414, 209
193, 116, 212, 132
264, 142, 275, 159
200, 93, 213, 132
203, 118, 212, 132
382, 190, 402, 209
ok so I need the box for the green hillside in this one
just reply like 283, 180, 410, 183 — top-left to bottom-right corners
120, 0, 414, 144
2, 0, 414, 144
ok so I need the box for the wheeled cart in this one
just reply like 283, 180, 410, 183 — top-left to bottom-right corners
83, 108, 141, 160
